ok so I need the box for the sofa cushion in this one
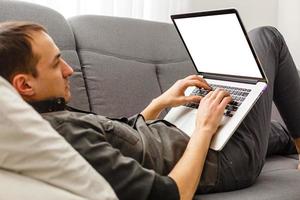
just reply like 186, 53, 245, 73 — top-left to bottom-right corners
68, 15, 196, 117
0, 76, 117, 200
196, 156, 300, 200
0, 0, 90, 111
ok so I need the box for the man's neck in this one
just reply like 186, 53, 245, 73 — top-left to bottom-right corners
28, 97, 66, 113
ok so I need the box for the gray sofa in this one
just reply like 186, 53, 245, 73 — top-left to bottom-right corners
1, 1, 300, 199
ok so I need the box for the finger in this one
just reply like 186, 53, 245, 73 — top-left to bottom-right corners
213, 90, 231, 104
204, 90, 214, 99
184, 74, 199, 80
184, 75, 211, 90
218, 96, 233, 110
209, 88, 223, 100
197, 76, 210, 87
197, 76, 211, 90
198, 78, 211, 90
182, 80, 211, 90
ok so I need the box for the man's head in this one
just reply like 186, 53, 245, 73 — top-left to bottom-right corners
0, 21, 73, 102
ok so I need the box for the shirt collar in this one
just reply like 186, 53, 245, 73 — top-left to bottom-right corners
29, 97, 67, 113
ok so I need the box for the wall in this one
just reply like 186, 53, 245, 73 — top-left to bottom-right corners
179, 0, 300, 70
185, 0, 278, 31
278, 0, 300, 70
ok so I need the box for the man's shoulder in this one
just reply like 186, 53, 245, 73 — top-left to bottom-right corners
40, 110, 111, 142
41, 110, 107, 128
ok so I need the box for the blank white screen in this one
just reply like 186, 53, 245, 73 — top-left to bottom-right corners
174, 13, 262, 78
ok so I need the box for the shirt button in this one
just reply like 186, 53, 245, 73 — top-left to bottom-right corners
104, 120, 114, 131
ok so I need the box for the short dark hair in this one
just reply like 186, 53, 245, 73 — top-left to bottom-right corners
0, 21, 47, 82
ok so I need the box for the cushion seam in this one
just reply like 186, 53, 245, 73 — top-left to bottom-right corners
78, 48, 189, 64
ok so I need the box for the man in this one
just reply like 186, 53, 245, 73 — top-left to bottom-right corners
0, 21, 299, 200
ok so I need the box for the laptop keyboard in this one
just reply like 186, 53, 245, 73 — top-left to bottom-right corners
185, 84, 251, 117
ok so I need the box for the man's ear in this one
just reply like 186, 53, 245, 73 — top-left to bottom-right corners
11, 74, 35, 97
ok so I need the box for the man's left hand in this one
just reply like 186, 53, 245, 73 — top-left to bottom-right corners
156, 75, 211, 108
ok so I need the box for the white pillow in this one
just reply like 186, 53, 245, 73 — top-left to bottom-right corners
0, 169, 87, 200
0, 76, 117, 200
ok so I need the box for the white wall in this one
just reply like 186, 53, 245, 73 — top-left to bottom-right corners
278, 0, 300, 70
21, 0, 300, 69
178, 0, 300, 70
184, 0, 278, 31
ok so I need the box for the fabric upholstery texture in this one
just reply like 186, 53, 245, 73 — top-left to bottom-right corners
0, 0, 90, 111
68, 15, 193, 117
198, 156, 300, 200
0, 76, 117, 200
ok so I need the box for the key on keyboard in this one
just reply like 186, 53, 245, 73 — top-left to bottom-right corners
185, 84, 251, 117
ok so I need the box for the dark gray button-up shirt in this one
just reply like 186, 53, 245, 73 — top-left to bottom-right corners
30, 98, 189, 200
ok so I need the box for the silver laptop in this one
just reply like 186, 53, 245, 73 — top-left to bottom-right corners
164, 9, 268, 151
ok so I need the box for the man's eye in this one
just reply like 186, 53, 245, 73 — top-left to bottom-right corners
53, 61, 60, 68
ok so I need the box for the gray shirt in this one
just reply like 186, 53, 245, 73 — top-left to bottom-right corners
34, 99, 189, 200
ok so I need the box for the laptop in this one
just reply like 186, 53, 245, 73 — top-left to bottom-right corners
164, 9, 268, 151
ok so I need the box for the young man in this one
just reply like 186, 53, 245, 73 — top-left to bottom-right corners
0, 21, 299, 200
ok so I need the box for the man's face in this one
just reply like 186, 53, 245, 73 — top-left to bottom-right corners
28, 31, 73, 102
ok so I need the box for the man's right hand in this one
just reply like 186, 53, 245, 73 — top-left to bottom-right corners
169, 89, 232, 200
294, 138, 300, 170
195, 88, 232, 137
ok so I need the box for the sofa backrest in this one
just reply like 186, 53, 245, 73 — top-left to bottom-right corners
0, 0, 90, 111
68, 15, 196, 117
0, 0, 197, 118
0, 0, 287, 122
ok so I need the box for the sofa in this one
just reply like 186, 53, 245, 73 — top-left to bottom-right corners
0, 0, 300, 199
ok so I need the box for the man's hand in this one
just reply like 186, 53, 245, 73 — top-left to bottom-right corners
141, 75, 210, 120
168, 88, 231, 200
157, 75, 211, 108
195, 89, 232, 136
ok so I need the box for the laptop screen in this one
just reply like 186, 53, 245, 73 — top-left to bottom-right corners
173, 11, 263, 79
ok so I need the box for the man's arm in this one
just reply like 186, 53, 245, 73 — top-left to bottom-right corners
141, 75, 211, 120
168, 89, 231, 200
294, 138, 300, 169
140, 97, 167, 121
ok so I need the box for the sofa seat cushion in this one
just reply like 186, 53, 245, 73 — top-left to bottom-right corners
196, 155, 300, 200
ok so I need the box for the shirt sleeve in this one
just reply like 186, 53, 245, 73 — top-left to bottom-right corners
148, 175, 180, 200
44, 112, 180, 200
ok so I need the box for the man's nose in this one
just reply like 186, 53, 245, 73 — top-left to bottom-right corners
61, 60, 74, 77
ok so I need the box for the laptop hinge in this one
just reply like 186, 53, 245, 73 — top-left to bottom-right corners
201, 73, 262, 84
